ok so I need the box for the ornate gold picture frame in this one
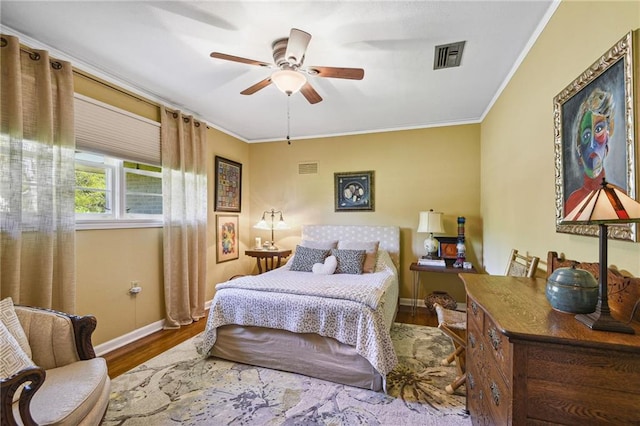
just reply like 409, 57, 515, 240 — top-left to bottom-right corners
553, 31, 638, 241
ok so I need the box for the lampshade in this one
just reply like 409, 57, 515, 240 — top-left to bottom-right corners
271, 70, 307, 95
254, 219, 270, 230
562, 179, 640, 224
254, 209, 289, 250
417, 210, 445, 234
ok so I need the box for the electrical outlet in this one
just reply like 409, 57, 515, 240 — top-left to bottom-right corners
129, 281, 142, 295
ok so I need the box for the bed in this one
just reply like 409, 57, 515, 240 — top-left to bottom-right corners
199, 225, 400, 391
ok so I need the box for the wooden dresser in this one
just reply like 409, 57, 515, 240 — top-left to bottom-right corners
460, 273, 640, 425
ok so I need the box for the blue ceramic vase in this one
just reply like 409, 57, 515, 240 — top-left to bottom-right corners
546, 265, 598, 314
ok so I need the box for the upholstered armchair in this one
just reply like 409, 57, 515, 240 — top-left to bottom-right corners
1, 304, 111, 426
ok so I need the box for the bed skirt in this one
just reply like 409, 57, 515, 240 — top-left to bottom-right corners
211, 324, 384, 391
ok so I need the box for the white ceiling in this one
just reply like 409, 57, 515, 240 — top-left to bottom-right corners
1, 1, 557, 142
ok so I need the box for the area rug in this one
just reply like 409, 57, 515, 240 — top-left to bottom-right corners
103, 323, 470, 425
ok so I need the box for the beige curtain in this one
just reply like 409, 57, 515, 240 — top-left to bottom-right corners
161, 107, 207, 328
0, 35, 76, 311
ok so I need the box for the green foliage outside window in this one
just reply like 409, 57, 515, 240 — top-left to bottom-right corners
75, 169, 108, 213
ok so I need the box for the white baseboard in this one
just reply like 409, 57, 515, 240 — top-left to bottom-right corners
399, 298, 426, 308
94, 319, 165, 356
95, 299, 214, 356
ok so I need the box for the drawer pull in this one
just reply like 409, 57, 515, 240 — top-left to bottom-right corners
488, 327, 501, 351
468, 372, 475, 390
490, 381, 501, 406
471, 301, 479, 315
469, 333, 476, 348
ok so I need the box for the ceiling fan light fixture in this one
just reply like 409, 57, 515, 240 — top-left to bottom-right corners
271, 69, 307, 95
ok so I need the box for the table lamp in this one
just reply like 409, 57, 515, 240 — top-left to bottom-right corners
417, 210, 444, 258
254, 209, 289, 250
561, 178, 640, 334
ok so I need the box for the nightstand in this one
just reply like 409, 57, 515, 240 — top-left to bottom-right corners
409, 262, 477, 315
245, 249, 292, 274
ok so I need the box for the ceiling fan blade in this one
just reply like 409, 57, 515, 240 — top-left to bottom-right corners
210, 52, 271, 68
240, 77, 272, 95
285, 28, 311, 66
309, 66, 364, 80
300, 82, 322, 104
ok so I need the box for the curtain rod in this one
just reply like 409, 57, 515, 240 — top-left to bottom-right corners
4, 34, 157, 109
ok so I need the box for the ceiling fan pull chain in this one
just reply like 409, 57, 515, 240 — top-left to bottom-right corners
286, 94, 291, 145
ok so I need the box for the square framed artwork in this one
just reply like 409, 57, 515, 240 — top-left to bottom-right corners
214, 156, 242, 212
553, 31, 638, 242
436, 236, 458, 260
334, 170, 375, 212
216, 214, 239, 263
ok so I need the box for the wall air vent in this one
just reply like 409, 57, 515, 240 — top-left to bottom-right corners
298, 162, 318, 174
433, 41, 466, 70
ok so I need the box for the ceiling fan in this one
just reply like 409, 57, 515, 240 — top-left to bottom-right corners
210, 28, 364, 104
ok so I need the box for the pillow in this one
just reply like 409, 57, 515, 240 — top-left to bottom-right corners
312, 255, 338, 275
0, 320, 35, 380
290, 245, 330, 272
337, 241, 380, 273
300, 240, 338, 250
0, 297, 31, 359
331, 248, 366, 274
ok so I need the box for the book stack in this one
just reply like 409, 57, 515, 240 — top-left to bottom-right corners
418, 257, 446, 267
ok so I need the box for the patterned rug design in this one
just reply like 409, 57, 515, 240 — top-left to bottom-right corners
103, 323, 470, 425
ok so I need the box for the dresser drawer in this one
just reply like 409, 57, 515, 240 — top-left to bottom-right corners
481, 371, 510, 425
467, 371, 493, 426
482, 314, 512, 388
466, 311, 483, 362
467, 296, 483, 331
467, 333, 511, 425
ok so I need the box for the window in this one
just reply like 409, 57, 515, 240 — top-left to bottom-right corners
75, 151, 162, 229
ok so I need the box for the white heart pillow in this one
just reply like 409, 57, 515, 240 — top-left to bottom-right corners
312, 255, 337, 275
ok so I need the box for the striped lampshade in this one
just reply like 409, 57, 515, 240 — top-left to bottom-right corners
562, 179, 640, 224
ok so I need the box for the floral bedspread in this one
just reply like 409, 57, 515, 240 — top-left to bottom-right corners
199, 250, 399, 378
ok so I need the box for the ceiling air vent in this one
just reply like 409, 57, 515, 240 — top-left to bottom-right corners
298, 162, 318, 175
433, 41, 466, 70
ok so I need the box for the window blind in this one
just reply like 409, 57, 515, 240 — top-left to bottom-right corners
74, 93, 161, 165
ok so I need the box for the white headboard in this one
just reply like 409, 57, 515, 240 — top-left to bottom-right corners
301, 225, 400, 268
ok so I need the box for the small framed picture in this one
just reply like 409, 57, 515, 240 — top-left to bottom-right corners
216, 214, 239, 263
215, 156, 242, 212
334, 170, 375, 212
436, 236, 458, 260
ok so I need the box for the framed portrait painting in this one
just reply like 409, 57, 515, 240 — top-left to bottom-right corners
334, 171, 375, 212
216, 214, 239, 263
553, 31, 638, 242
215, 156, 242, 212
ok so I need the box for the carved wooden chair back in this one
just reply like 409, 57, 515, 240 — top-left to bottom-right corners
505, 249, 540, 278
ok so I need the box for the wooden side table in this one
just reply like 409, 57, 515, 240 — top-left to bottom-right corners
245, 249, 292, 274
409, 262, 477, 315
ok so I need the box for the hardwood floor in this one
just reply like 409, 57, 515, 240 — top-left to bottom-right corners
102, 305, 438, 379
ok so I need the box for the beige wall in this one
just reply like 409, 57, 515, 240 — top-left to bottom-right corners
248, 125, 481, 303
481, 0, 640, 277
